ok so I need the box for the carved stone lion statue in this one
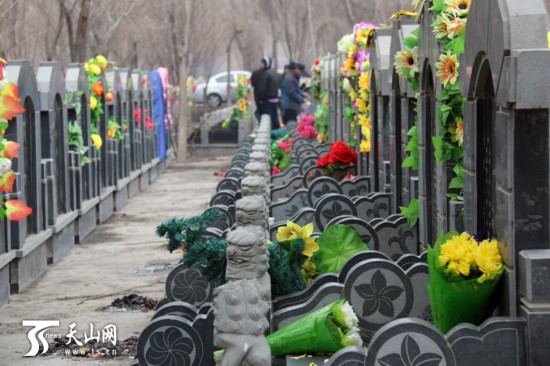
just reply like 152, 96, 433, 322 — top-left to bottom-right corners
213, 279, 271, 366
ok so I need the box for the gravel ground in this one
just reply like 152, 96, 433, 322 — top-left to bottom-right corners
0, 156, 230, 366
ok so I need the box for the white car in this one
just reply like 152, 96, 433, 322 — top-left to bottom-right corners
193, 70, 251, 108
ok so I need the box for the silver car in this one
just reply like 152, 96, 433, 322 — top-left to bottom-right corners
193, 70, 252, 108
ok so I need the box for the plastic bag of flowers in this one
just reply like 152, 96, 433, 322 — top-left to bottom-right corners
214, 299, 362, 360
427, 230, 504, 333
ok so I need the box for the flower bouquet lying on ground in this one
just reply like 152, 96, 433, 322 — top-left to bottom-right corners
313, 141, 358, 181
214, 299, 362, 360
427, 231, 504, 333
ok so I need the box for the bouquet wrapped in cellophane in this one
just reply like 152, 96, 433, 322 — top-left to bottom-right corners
427, 231, 504, 333
213, 300, 362, 360
267, 299, 362, 357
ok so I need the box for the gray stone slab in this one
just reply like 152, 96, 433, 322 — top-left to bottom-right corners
519, 249, 550, 302
10, 242, 47, 293
98, 192, 115, 224
47, 223, 75, 264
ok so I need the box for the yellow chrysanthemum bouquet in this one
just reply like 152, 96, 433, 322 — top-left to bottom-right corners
427, 230, 504, 333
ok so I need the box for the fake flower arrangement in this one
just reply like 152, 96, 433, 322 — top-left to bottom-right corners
428, 230, 504, 333
134, 108, 154, 131
430, 0, 470, 200
222, 74, 251, 129
313, 91, 329, 143
296, 114, 318, 140
317, 141, 358, 177
270, 135, 294, 175
84, 55, 109, 149
0, 59, 33, 221
277, 222, 368, 288
393, 14, 422, 227
339, 22, 377, 152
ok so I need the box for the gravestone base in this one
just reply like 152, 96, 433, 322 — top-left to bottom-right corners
157, 159, 166, 175
47, 215, 76, 264
0, 259, 11, 306
76, 198, 99, 243
140, 164, 152, 190
98, 188, 115, 224
150, 158, 160, 182
115, 178, 130, 211
10, 235, 49, 293
129, 171, 141, 198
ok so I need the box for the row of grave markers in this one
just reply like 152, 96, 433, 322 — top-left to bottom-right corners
0, 60, 174, 307
318, 0, 550, 364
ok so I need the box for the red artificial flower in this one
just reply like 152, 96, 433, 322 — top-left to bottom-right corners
314, 58, 320, 66
105, 91, 114, 103
145, 114, 154, 131
5, 199, 32, 221
0, 171, 16, 192
134, 108, 142, 124
317, 153, 333, 168
272, 165, 281, 175
3, 141, 19, 158
92, 82, 104, 97
330, 141, 358, 166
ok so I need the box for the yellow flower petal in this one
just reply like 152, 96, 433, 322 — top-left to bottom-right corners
91, 133, 102, 150
303, 237, 319, 258
303, 223, 314, 238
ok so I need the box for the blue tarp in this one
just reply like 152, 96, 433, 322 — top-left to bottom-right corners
150, 70, 168, 161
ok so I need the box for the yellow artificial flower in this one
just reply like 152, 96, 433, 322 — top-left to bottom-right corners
360, 139, 371, 153
436, 51, 460, 87
438, 232, 477, 277
90, 95, 98, 110
107, 126, 116, 139
349, 89, 357, 102
91, 133, 102, 150
450, 116, 464, 146
277, 221, 319, 258
434, 13, 466, 40
356, 99, 368, 113
355, 28, 367, 47
96, 55, 108, 70
322, 95, 329, 106
237, 99, 247, 112
358, 73, 370, 91
347, 45, 358, 60
237, 74, 247, 86
84, 62, 89, 72
474, 239, 503, 283
301, 259, 317, 285
89, 64, 101, 76
394, 49, 419, 77
444, 0, 470, 17
358, 114, 371, 128
361, 125, 370, 138
359, 89, 369, 102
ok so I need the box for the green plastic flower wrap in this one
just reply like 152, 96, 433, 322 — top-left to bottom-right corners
213, 300, 362, 360
427, 231, 504, 333
266, 299, 362, 357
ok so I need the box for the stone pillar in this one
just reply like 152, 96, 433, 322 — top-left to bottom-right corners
519, 249, 550, 365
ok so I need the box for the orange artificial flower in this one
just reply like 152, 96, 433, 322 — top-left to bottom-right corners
0, 96, 25, 121
108, 127, 116, 139
0, 171, 16, 192
5, 199, 32, 221
105, 91, 114, 103
436, 52, 460, 87
3, 141, 19, 158
92, 82, 104, 97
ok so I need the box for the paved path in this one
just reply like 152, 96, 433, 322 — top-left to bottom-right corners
0, 156, 231, 365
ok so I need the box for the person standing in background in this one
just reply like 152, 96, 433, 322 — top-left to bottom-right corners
251, 56, 280, 130
281, 62, 307, 124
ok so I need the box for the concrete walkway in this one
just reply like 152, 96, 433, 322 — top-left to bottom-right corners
0, 156, 231, 365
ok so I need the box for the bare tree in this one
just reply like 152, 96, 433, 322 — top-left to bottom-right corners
177, 0, 194, 161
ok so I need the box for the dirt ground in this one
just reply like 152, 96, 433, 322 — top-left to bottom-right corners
0, 156, 230, 366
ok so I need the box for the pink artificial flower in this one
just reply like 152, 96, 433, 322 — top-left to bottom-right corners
277, 140, 292, 153
299, 125, 318, 140
343, 172, 356, 180
272, 166, 281, 175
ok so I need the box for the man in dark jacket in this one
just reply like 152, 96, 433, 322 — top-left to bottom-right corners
281, 62, 306, 124
251, 56, 280, 130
